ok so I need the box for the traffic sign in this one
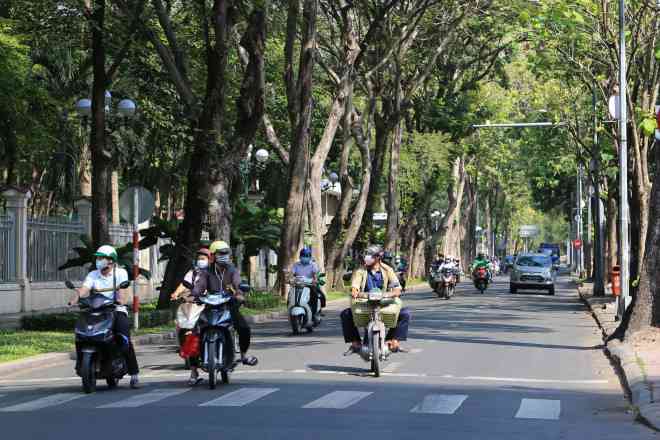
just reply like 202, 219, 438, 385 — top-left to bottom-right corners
119, 186, 155, 224
574, 239, 582, 249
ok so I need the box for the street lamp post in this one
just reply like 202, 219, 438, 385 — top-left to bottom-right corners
617, 0, 630, 320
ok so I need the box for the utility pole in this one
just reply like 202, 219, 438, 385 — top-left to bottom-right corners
617, 0, 630, 319
577, 163, 584, 278
592, 88, 606, 296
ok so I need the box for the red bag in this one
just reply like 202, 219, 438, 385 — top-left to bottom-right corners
180, 333, 200, 359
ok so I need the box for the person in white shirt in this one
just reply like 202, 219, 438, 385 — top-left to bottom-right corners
68, 245, 140, 389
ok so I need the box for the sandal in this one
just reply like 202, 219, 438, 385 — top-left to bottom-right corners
241, 355, 258, 366
343, 345, 361, 356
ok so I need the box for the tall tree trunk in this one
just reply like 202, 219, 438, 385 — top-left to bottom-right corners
89, 0, 111, 247
438, 157, 466, 257
385, 118, 402, 252
629, 142, 660, 332
111, 170, 120, 224
279, 0, 318, 294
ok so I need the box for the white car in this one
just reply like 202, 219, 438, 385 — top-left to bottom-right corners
509, 253, 556, 295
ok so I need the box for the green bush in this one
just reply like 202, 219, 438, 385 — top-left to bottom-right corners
22, 308, 173, 332
244, 291, 282, 310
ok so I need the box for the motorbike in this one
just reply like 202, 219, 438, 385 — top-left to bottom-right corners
351, 290, 401, 377
288, 275, 322, 334
438, 267, 456, 299
197, 291, 238, 389
66, 279, 130, 394
397, 270, 407, 293
473, 267, 489, 294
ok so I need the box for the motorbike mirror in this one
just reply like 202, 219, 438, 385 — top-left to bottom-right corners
239, 282, 250, 293
182, 280, 193, 290
118, 281, 130, 289
64, 280, 75, 290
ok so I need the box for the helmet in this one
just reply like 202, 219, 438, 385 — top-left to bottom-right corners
300, 247, 312, 258
209, 240, 231, 255
196, 248, 212, 259
94, 245, 118, 262
365, 244, 383, 258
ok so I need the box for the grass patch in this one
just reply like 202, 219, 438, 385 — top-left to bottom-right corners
0, 330, 74, 363
406, 277, 425, 287
326, 290, 349, 301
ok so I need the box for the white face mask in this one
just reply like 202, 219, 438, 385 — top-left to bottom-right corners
364, 255, 375, 267
196, 259, 209, 269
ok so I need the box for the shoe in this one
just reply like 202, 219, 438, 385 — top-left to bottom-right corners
241, 355, 258, 366
130, 376, 140, 389
343, 345, 361, 356
188, 374, 203, 386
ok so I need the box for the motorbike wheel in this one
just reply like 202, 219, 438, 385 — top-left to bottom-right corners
106, 376, 118, 389
437, 287, 444, 298
80, 352, 96, 394
290, 314, 303, 335
207, 341, 217, 390
371, 333, 381, 378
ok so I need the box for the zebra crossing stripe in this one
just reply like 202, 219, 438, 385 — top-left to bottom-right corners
0, 393, 85, 412
303, 391, 373, 409
200, 388, 279, 407
515, 398, 561, 420
98, 388, 189, 408
411, 394, 468, 414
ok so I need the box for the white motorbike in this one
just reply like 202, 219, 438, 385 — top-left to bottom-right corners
288, 276, 321, 334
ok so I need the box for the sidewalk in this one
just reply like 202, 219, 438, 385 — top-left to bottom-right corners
578, 282, 660, 430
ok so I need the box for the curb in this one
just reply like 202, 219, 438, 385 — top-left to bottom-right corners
0, 352, 71, 377
577, 286, 658, 430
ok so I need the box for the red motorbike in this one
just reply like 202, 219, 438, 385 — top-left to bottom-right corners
473, 267, 489, 294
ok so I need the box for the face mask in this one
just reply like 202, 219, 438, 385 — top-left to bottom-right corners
216, 255, 230, 265
96, 259, 109, 271
300, 256, 311, 265
364, 255, 375, 267
196, 259, 209, 269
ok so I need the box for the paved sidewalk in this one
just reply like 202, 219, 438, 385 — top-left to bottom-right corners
578, 282, 660, 430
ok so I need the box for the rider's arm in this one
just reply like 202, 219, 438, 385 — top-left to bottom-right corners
230, 269, 242, 296
350, 270, 363, 298
116, 286, 130, 305
68, 285, 90, 305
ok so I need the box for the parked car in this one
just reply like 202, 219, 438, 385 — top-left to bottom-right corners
509, 253, 556, 295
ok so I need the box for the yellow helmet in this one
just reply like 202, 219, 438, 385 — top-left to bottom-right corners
209, 240, 230, 254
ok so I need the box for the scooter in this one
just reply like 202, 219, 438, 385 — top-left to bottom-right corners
66, 280, 130, 394
197, 291, 238, 389
288, 276, 322, 334
473, 267, 489, 294
351, 290, 400, 377
438, 267, 456, 299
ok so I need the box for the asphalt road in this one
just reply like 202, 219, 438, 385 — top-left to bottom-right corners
0, 275, 656, 440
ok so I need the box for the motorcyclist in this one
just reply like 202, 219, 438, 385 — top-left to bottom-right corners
67, 245, 140, 389
170, 248, 211, 386
470, 253, 492, 281
431, 252, 445, 270
291, 247, 325, 319
340, 245, 411, 354
395, 255, 408, 292
191, 241, 258, 366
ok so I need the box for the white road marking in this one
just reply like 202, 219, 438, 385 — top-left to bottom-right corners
411, 394, 468, 414
0, 371, 608, 386
98, 388, 189, 408
409, 348, 424, 354
515, 398, 561, 420
0, 393, 85, 412
200, 387, 279, 407
383, 362, 402, 373
303, 391, 373, 409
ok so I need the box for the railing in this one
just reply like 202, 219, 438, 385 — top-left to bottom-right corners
109, 223, 133, 246
26, 216, 87, 282
0, 215, 15, 282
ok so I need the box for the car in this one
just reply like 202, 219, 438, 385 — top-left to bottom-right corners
509, 253, 556, 295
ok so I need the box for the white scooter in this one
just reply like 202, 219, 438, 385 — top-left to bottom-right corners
288, 276, 321, 334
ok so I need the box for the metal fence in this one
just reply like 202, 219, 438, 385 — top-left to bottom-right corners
109, 223, 133, 246
0, 215, 15, 282
26, 216, 87, 282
